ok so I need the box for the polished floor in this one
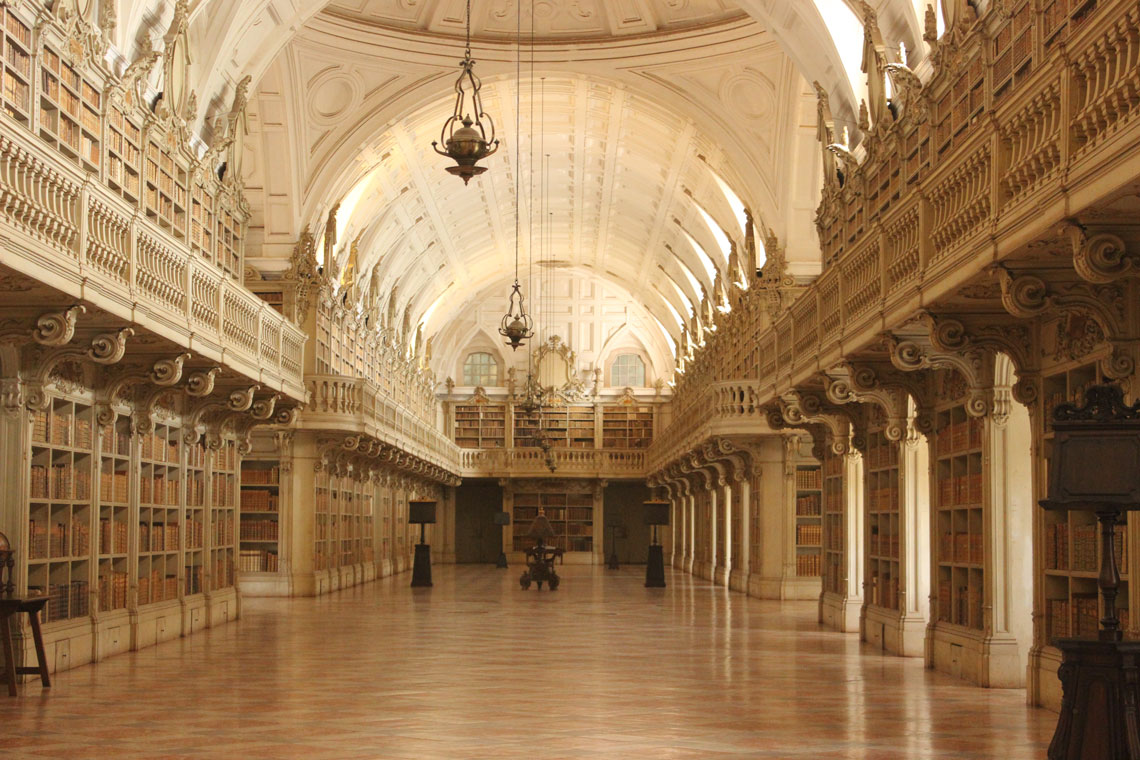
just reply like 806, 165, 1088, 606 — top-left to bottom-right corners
0, 566, 1055, 759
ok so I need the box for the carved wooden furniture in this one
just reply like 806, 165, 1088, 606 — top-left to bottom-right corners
1039, 385, 1140, 759
0, 535, 50, 697
519, 513, 563, 590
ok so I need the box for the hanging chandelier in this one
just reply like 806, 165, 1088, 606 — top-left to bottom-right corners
497, 0, 532, 351
432, 0, 499, 184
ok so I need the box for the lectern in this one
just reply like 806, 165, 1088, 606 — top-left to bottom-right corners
644, 500, 670, 588
408, 500, 436, 588
1039, 385, 1140, 759
492, 511, 510, 568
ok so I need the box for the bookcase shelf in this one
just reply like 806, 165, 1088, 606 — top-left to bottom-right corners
315, 472, 332, 572
185, 438, 206, 596
1, 10, 32, 124
106, 106, 142, 202
38, 44, 101, 171
866, 430, 901, 611
794, 465, 822, 577
239, 461, 280, 574
601, 405, 653, 449
453, 403, 506, 448
933, 402, 985, 630
512, 491, 594, 553
1040, 361, 1131, 642
209, 440, 237, 592
822, 450, 845, 595
137, 422, 182, 606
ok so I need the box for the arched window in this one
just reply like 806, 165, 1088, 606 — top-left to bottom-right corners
462, 352, 499, 386
610, 353, 646, 387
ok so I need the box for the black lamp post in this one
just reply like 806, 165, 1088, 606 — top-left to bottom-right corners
492, 510, 510, 568
409, 500, 436, 588
644, 500, 670, 588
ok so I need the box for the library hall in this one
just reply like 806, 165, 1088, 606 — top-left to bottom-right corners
0, 0, 1139, 756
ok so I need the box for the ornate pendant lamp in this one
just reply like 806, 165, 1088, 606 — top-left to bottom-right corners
498, 0, 532, 351
432, 0, 499, 184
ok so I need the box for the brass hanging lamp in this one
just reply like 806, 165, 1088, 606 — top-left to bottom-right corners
432, 0, 499, 184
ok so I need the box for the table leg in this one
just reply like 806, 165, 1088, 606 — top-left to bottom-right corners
0, 612, 17, 697
28, 610, 49, 688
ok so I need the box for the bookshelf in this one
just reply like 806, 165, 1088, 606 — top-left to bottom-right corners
362, 485, 374, 564
512, 408, 540, 448
1, 9, 31, 124
933, 403, 985, 630
137, 423, 181, 606
601, 405, 653, 448
144, 137, 188, 239
185, 439, 206, 596
822, 450, 845, 595
795, 465, 822, 577
865, 430, 900, 611
96, 415, 130, 612
106, 106, 142, 201
379, 487, 391, 569
28, 399, 94, 623
191, 182, 216, 263
208, 440, 237, 592
340, 478, 356, 567
1040, 361, 1131, 641
239, 460, 280, 574
453, 403, 506, 448
38, 44, 101, 170
314, 471, 332, 572
511, 490, 594, 553
218, 206, 242, 279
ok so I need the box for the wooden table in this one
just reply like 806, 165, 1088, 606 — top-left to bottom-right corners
0, 596, 50, 696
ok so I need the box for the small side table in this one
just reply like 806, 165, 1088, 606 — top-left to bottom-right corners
0, 597, 51, 696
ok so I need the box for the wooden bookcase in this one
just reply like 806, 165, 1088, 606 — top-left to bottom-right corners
340, 478, 356, 568
314, 472, 332, 572
795, 465, 822, 576
822, 450, 845, 594
511, 491, 594, 553
137, 422, 182, 606
362, 487, 374, 564
1, 9, 32, 124
144, 136, 189, 239
453, 403, 506, 448
185, 438, 206, 597
96, 415, 130, 612
1040, 361, 1131, 641
208, 440, 237, 592
106, 106, 142, 202
238, 460, 280, 574
38, 44, 101, 170
27, 399, 94, 623
601, 405, 653, 448
933, 404, 985, 630
865, 430, 901, 611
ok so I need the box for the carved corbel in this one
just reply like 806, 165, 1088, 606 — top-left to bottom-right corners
887, 322, 995, 417
841, 360, 936, 434
250, 393, 280, 421
87, 327, 134, 364
823, 367, 910, 441
1061, 220, 1140, 284
994, 265, 1130, 340
32, 305, 86, 346
186, 368, 221, 397
779, 390, 867, 451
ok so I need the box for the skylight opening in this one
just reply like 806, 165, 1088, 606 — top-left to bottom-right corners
813, 0, 867, 104
694, 203, 732, 268
707, 169, 748, 236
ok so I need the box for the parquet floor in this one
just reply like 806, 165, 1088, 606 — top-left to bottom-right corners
0, 565, 1055, 759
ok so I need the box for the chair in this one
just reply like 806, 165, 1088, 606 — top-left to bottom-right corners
0, 532, 50, 696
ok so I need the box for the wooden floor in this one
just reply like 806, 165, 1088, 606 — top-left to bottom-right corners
0, 565, 1055, 758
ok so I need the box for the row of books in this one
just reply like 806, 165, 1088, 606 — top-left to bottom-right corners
824, 489, 843, 512
937, 581, 983, 628
240, 520, 279, 541
140, 475, 182, 505
796, 553, 821, 576
795, 524, 822, 546
241, 467, 280, 485
30, 464, 91, 500
824, 558, 844, 594
239, 549, 279, 573
99, 471, 129, 502
1045, 523, 1128, 573
868, 571, 899, 610
28, 518, 89, 560
184, 565, 203, 595
137, 571, 178, 605
824, 454, 844, 477
939, 532, 984, 565
867, 486, 901, 512
6, 13, 30, 47
795, 469, 822, 490
824, 515, 843, 550
240, 489, 278, 511
869, 533, 900, 559
213, 554, 235, 589
212, 514, 235, 545
4, 69, 28, 111
936, 417, 984, 455
31, 581, 89, 622
1044, 594, 1129, 640
97, 571, 128, 611
865, 441, 899, 469
796, 493, 822, 516
210, 477, 234, 507
140, 433, 180, 462
99, 519, 128, 555
32, 411, 92, 448
938, 474, 984, 507
138, 522, 180, 553
106, 156, 141, 195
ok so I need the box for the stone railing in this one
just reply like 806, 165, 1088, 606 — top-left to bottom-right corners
653, 0, 1140, 463
0, 125, 307, 399
459, 447, 646, 478
304, 374, 460, 475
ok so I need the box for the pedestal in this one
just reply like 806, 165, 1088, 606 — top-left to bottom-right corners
495, 551, 508, 569
1048, 639, 1140, 759
411, 544, 432, 588
645, 545, 665, 588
